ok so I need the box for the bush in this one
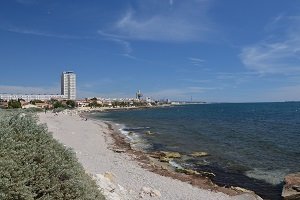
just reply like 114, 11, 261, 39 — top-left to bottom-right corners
8, 100, 21, 109
0, 111, 105, 200
66, 100, 76, 108
53, 101, 65, 109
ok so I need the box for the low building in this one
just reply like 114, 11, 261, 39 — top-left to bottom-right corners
0, 94, 64, 102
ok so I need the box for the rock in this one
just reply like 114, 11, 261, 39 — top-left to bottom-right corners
175, 168, 200, 175
145, 130, 154, 135
159, 156, 173, 162
231, 186, 253, 193
142, 186, 152, 194
113, 149, 126, 153
282, 172, 300, 200
151, 189, 161, 197
199, 171, 216, 177
94, 173, 130, 200
128, 131, 133, 136
140, 186, 161, 198
104, 172, 116, 182
148, 152, 162, 159
189, 151, 209, 157
161, 151, 181, 158
175, 167, 215, 177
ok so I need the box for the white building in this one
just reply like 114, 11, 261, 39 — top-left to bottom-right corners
61, 71, 76, 100
0, 94, 64, 102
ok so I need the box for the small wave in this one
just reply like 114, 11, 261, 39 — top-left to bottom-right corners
119, 128, 152, 150
123, 127, 150, 131
169, 160, 183, 169
245, 168, 289, 185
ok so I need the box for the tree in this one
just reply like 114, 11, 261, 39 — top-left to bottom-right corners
30, 99, 44, 105
8, 100, 21, 109
66, 100, 76, 108
53, 101, 65, 109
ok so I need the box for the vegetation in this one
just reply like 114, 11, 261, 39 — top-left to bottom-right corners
8, 100, 22, 109
0, 110, 105, 200
29, 100, 44, 105
52, 100, 65, 109
66, 100, 76, 108
88, 100, 102, 108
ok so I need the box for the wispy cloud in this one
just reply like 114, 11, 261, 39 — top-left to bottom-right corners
146, 86, 218, 100
188, 57, 205, 66
2, 26, 92, 40
240, 14, 300, 74
98, 0, 213, 42
0, 85, 59, 94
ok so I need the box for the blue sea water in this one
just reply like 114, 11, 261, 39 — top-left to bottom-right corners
90, 102, 300, 199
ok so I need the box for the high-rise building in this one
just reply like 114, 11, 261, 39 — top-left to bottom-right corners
61, 71, 76, 100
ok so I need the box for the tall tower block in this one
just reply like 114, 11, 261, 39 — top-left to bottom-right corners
61, 71, 76, 100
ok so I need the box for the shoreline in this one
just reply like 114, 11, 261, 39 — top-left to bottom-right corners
39, 111, 262, 200
104, 121, 247, 195
87, 106, 285, 200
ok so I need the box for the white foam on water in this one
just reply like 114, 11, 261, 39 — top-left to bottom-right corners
169, 160, 183, 169
118, 125, 152, 150
245, 168, 289, 185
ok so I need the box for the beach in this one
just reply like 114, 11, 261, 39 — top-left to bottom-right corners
38, 111, 262, 200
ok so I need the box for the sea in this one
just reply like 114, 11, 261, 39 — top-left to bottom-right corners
89, 102, 300, 200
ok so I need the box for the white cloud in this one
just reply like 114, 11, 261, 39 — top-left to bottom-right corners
146, 86, 218, 99
98, 0, 213, 42
0, 85, 59, 95
240, 39, 300, 74
188, 57, 205, 66
2, 26, 91, 40
240, 15, 300, 74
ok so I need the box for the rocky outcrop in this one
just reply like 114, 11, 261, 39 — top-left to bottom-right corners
189, 151, 209, 157
160, 151, 181, 158
282, 172, 300, 200
175, 168, 216, 177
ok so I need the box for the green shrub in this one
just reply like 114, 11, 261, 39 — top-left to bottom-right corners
0, 111, 105, 200
8, 100, 21, 109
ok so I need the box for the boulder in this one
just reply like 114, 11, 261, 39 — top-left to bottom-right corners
189, 151, 209, 157
282, 172, 300, 200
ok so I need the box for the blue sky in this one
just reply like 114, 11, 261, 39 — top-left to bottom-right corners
1, 0, 300, 102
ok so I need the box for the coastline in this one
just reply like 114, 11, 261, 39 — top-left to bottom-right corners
38, 111, 262, 200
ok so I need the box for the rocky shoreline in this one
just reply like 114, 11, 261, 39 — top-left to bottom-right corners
104, 121, 263, 199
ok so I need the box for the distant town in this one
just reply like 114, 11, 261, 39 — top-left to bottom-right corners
0, 71, 205, 110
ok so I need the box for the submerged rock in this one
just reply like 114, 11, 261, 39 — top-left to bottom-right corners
282, 172, 300, 200
175, 167, 216, 177
189, 151, 209, 157
145, 131, 154, 135
175, 168, 200, 175
128, 131, 133, 136
159, 156, 173, 162
160, 151, 181, 158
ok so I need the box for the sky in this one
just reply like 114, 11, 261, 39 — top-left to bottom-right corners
1, 0, 300, 102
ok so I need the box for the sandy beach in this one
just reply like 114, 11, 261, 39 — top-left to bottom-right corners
38, 112, 262, 200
